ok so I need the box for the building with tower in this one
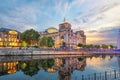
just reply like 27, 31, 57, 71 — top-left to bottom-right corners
117, 29, 120, 49
40, 19, 86, 48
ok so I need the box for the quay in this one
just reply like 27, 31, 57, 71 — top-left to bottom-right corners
0, 48, 120, 57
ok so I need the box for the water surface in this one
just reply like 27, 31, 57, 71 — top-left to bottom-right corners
0, 55, 119, 80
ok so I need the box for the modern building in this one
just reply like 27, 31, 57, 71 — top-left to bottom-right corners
0, 28, 21, 47
40, 19, 86, 48
117, 29, 120, 49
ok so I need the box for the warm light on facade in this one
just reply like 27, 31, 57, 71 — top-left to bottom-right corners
47, 29, 58, 33
0, 29, 21, 47
1, 61, 18, 74
9, 30, 18, 35
47, 68, 56, 73
40, 20, 86, 48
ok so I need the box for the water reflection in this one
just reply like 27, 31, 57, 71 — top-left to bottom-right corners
0, 55, 119, 80
57, 57, 86, 80
0, 61, 18, 75
19, 57, 86, 80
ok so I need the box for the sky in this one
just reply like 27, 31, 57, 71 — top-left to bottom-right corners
0, 0, 120, 46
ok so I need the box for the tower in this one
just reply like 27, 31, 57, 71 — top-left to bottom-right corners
117, 29, 120, 49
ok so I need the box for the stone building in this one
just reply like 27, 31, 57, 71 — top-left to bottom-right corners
40, 19, 86, 48
0, 28, 21, 47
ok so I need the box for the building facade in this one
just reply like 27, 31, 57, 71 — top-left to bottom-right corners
0, 28, 21, 47
40, 19, 86, 48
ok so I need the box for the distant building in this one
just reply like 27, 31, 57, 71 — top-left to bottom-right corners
40, 19, 86, 48
0, 28, 21, 47
117, 29, 120, 49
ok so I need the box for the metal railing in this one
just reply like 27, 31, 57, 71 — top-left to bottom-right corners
76, 70, 120, 80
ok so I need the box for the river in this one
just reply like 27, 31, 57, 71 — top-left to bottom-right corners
0, 55, 119, 80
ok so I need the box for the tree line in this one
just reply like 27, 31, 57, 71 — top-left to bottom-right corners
20, 29, 54, 47
77, 43, 115, 49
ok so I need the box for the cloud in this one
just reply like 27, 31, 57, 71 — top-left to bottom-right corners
53, 0, 84, 18
86, 27, 119, 45
0, 0, 120, 45
70, 0, 120, 45
73, 0, 120, 30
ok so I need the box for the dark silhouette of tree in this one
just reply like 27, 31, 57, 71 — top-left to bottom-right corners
78, 43, 83, 47
101, 44, 108, 49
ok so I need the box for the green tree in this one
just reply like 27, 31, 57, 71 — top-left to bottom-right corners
21, 29, 39, 46
94, 45, 100, 48
21, 41, 28, 47
47, 59, 54, 68
47, 37, 54, 47
39, 37, 54, 47
20, 60, 39, 76
78, 43, 83, 48
39, 37, 48, 47
108, 45, 114, 49
101, 44, 108, 49
38, 59, 54, 69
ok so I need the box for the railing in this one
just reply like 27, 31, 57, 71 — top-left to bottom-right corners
47, 70, 120, 80
75, 70, 120, 80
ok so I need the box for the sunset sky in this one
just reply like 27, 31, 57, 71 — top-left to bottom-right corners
0, 0, 120, 45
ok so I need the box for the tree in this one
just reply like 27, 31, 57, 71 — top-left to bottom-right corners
21, 29, 39, 46
101, 44, 108, 49
40, 59, 54, 69
94, 45, 100, 48
39, 37, 54, 47
39, 37, 48, 47
21, 41, 28, 47
108, 45, 114, 49
78, 43, 83, 48
20, 60, 39, 76
47, 37, 54, 47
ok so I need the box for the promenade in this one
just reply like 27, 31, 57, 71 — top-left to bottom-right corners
0, 48, 120, 57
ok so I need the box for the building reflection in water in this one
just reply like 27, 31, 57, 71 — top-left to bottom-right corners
0, 61, 18, 75
0, 57, 86, 80
53, 57, 86, 80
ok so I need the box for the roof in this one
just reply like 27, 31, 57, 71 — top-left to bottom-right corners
0, 28, 20, 33
45, 27, 58, 34
0, 28, 10, 32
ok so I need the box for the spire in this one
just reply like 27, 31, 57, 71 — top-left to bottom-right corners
64, 18, 66, 23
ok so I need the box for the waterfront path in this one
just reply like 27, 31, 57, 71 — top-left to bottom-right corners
0, 48, 120, 57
